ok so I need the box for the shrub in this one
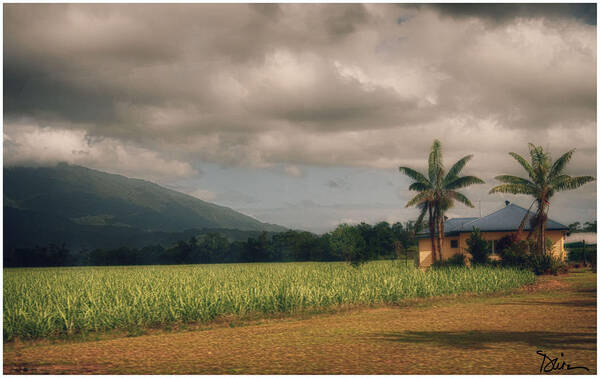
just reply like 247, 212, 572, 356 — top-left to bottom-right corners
567, 247, 597, 264
497, 237, 568, 275
527, 251, 566, 275
431, 253, 467, 269
446, 253, 467, 267
495, 233, 518, 256
500, 240, 530, 267
466, 228, 490, 265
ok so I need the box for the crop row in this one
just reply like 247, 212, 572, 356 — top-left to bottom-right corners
3, 261, 535, 340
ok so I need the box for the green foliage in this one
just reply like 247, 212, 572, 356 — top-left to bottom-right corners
447, 253, 467, 266
568, 222, 582, 233
499, 240, 531, 267
466, 228, 491, 265
583, 221, 597, 232
2, 243, 70, 267
494, 235, 569, 275
527, 252, 566, 275
329, 224, 368, 266
495, 234, 518, 255
567, 246, 597, 264
4, 221, 419, 267
3, 262, 535, 341
242, 232, 271, 262
431, 253, 467, 268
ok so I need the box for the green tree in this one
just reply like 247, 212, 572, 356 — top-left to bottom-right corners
196, 233, 230, 263
489, 144, 595, 253
372, 221, 394, 257
329, 224, 367, 266
466, 228, 490, 265
583, 220, 597, 233
399, 139, 484, 262
568, 221, 582, 234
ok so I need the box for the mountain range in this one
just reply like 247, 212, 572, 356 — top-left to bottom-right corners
4, 164, 286, 251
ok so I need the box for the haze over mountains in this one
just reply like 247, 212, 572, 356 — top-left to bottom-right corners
4, 164, 286, 251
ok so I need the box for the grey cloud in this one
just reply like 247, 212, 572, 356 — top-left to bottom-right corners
249, 4, 282, 19
421, 3, 596, 25
162, 184, 259, 206
323, 4, 369, 36
219, 190, 260, 206
327, 179, 341, 189
3, 3, 596, 180
327, 178, 350, 190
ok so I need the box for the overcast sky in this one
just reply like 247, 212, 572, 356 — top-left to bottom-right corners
4, 3, 597, 233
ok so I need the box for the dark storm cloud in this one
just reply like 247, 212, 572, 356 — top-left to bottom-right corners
249, 4, 282, 20
4, 63, 119, 125
3, 3, 596, 183
424, 3, 596, 25
324, 4, 369, 36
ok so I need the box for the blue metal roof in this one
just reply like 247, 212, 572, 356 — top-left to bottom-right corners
417, 203, 568, 238
444, 217, 479, 233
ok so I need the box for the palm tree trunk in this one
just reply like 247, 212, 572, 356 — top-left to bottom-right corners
516, 200, 536, 241
536, 200, 545, 254
540, 203, 547, 254
436, 215, 444, 261
440, 216, 444, 254
433, 205, 441, 261
541, 222, 546, 254
428, 206, 437, 262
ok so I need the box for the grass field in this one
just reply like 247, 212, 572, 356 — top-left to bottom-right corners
4, 269, 595, 374
4, 261, 535, 341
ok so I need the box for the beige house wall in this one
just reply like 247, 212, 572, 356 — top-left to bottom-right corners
418, 230, 567, 268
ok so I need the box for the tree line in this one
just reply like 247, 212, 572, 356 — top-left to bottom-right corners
568, 221, 597, 234
3, 221, 418, 267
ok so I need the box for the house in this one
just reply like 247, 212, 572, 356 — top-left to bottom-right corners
416, 202, 569, 267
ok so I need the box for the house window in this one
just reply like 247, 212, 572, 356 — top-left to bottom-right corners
450, 240, 458, 249
488, 240, 499, 255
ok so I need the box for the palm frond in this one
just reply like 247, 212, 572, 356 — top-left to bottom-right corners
488, 184, 536, 195
494, 175, 535, 187
444, 175, 485, 190
449, 191, 474, 208
550, 174, 570, 183
428, 140, 444, 185
549, 149, 575, 179
406, 191, 433, 208
528, 144, 550, 180
554, 176, 595, 191
528, 143, 545, 168
408, 182, 430, 191
398, 167, 430, 186
414, 203, 428, 233
549, 174, 571, 190
509, 152, 535, 179
443, 155, 472, 183
439, 197, 453, 212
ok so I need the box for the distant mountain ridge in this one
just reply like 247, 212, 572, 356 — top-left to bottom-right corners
4, 164, 286, 250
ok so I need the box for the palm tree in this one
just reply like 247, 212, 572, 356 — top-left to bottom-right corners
399, 140, 485, 262
489, 143, 595, 253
